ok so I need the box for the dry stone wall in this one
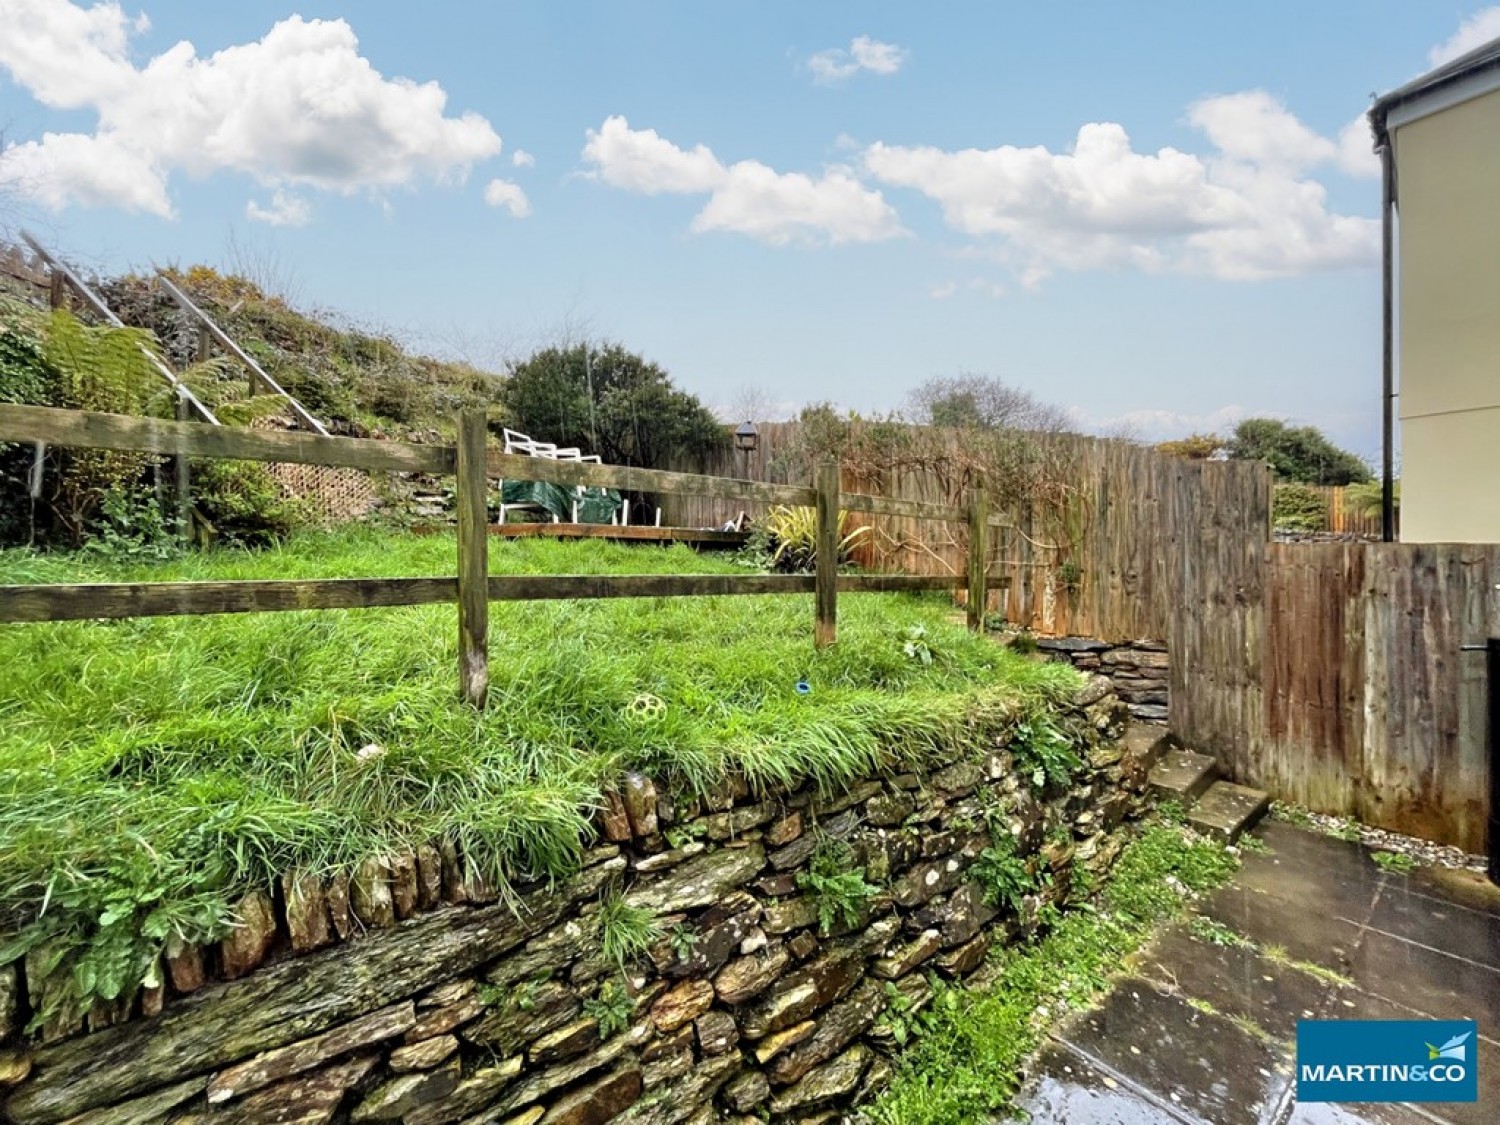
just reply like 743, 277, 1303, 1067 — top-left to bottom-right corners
1035, 638, 1168, 724
0, 678, 1154, 1125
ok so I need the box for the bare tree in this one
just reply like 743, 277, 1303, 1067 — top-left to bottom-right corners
721, 383, 786, 424
223, 225, 304, 308
906, 372, 1070, 433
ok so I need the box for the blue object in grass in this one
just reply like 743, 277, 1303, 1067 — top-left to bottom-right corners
795, 679, 812, 695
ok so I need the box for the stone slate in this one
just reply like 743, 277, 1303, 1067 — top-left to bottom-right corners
624, 846, 766, 915
6, 868, 618, 1125
206, 1001, 415, 1104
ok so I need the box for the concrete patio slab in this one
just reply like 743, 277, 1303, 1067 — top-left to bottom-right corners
1014, 821, 1500, 1124
1132, 923, 1326, 1045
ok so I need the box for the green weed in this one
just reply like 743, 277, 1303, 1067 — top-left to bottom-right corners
1009, 715, 1082, 791
1188, 915, 1253, 948
583, 979, 635, 1039
1372, 850, 1416, 875
972, 832, 1035, 914
597, 894, 661, 973
866, 821, 1240, 1125
798, 837, 879, 933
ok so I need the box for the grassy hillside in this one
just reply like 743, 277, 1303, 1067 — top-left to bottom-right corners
0, 531, 1080, 1024
98, 266, 500, 438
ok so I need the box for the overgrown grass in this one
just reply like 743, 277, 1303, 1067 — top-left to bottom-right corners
864, 822, 1240, 1125
0, 529, 1080, 1026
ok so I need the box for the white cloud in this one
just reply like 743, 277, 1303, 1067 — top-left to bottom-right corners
806, 36, 907, 84
246, 189, 311, 227
511, 149, 535, 168
581, 115, 905, 246
1429, 6, 1500, 66
0, 1, 502, 218
928, 278, 1006, 300
483, 178, 531, 218
1064, 403, 1247, 443
864, 91, 1379, 283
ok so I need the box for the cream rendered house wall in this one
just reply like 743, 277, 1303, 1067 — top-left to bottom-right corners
1393, 87, 1500, 542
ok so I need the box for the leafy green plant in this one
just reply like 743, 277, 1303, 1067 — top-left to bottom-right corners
1056, 558, 1083, 596
1372, 850, 1416, 875
1010, 716, 1081, 790
81, 485, 182, 562
902, 625, 935, 666
1272, 483, 1328, 533
597, 893, 661, 973
669, 924, 698, 963
583, 978, 635, 1038
1189, 915, 1252, 948
1329, 818, 1362, 842
798, 837, 879, 932
972, 831, 1034, 913
1069, 858, 1095, 900
757, 505, 869, 573
1270, 802, 1314, 829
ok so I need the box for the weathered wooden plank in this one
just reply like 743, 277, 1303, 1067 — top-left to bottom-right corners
155, 273, 330, 436
487, 450, 814, 506
841, 493, 967, 523
455, 410, 489, 709
0, 403, 453, 474
814, 460, 839, 648
0, 572, 993, 623
0, 578, 458, 622
966, 485, 988, 632
484, 523, 749, 546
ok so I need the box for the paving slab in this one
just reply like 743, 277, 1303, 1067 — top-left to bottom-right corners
1188, 781, 1272, 843
1053, 976, 1291, 1125
1405, 868, 1500, 919
1132, 922, 1326, 1047
1319, 988, 1500, 1125
1199, 883, 1364, 974
1282, 1099, 1450, 1125
1357, 878, 1500, 972
1014, 1041, 1196, 1124
1014, 823, 1500, 1125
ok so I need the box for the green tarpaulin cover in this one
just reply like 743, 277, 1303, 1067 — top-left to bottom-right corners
501, 479, 621, 524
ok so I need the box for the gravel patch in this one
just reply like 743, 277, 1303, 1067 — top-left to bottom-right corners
1269, 802, 1486, 873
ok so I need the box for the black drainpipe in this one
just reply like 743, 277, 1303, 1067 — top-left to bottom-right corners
1379, 140, 1397, 543
1490, 640, 1500, 885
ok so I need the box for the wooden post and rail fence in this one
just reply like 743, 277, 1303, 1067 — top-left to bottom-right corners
0, 404, 1009, 709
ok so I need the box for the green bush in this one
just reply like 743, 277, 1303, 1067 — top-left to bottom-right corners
191, 460, 309, 544
1272, 483, 1327, 532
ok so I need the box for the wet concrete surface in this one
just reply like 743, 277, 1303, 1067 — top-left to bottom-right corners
1013, 821, 1500, 1124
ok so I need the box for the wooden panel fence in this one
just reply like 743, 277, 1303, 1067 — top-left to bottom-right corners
1173, 540, 1499, 853
0, 404, 1009, 709
666, 422, 1271, 643
674, 421, 1491, 851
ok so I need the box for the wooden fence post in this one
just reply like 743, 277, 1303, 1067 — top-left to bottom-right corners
456, 410, 490, 708
815, 459, 839, 648
174, 389, 192, 540
966, 482, 988, 632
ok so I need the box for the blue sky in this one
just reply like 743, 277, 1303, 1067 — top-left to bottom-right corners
2, 1, 1497, 460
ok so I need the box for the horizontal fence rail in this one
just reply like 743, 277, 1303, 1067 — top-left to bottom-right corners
0, 572, 1005, 623
0, 403, 452, 474
0, 404, 1004, 705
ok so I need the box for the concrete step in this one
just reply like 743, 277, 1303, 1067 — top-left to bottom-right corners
1120, 724, 1171, 769
1187, 780, 1271, 843
1147, 748, 1219, 804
